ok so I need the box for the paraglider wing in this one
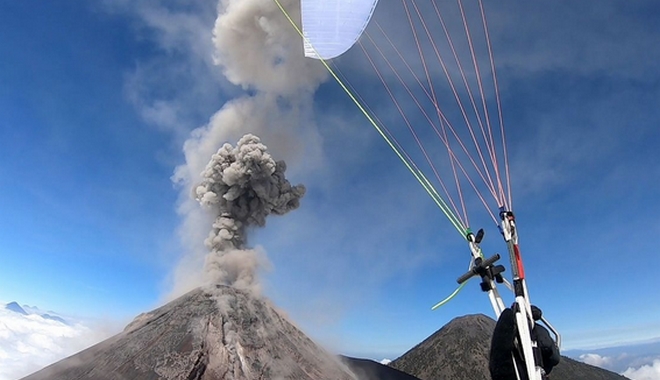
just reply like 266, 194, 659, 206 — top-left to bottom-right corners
301, 0, 379, 60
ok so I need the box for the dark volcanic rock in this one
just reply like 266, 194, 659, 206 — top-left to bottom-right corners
22, 285, 357, 380
390, 314, 630, 380
390, 314, 494, 380
341, 356, 422, 380
20, 289, 629, 380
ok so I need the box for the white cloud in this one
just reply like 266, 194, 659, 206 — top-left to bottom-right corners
574, 347, 660, 376
579, 353, 614, 368
380, 358, 392, 365
0, 308, 115, 380
622, 360, 660, 380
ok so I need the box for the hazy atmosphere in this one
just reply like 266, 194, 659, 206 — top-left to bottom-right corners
1, 1, 659, 379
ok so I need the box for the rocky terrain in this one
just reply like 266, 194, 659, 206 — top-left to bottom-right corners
21, 288, 628, 380
390, 314, 630, 380
22, 285, 357, 380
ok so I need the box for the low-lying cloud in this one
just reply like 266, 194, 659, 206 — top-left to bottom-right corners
622, 359, 660, 380
0, 305, 116, 380
577, 350, 660, 380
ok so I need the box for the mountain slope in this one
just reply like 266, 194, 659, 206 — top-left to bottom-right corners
20, 289, 628, 380
341, 356, 422, 380
5, 301, 28, 315
390, 314, 629, 380
22, 285, 357, 380
390, 314, 494, 380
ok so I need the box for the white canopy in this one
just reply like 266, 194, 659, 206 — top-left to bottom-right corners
301, 0, 379, 60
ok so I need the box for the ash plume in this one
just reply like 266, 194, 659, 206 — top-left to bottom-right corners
195, 134, 305, 291
167, 0, 327, 298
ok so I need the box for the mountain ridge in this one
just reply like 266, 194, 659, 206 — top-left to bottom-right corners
389, 313, 630, 380
19, 289, 631, 380
21, 286, 364, 380
5, 301, 28, 315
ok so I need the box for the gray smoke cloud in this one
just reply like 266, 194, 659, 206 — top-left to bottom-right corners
195, 134, 305, 290
165, 0, 328, 299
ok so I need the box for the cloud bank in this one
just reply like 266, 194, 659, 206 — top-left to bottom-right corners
0, 305, 115, 380
577, 350, 660, 380
623, 360, 660, 380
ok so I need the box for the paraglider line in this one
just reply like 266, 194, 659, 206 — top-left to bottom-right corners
272, 0, 467, 236
357, 38, 466, 227
364, 25, 499, 224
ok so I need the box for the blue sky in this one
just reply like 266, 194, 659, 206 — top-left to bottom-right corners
1, 0, 659, 364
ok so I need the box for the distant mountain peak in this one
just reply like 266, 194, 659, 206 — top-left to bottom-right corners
5, 301, 28, 315
391, 313, 494, 380
391, 314, 630, 380
443, 313, 496, 332
41, 313, 69, 325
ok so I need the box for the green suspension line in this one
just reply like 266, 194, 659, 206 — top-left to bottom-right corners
273, 0, 467, 237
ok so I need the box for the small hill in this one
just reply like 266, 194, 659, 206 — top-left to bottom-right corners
341, 356, 422, 380
390, 314, 629, 380
390, 314, 494, 380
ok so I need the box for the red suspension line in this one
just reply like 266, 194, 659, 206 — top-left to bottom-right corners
440, 116, 469, 225
464, 0, 506, 207
427, 0, 496, 199
370, 22, 500, 205
358, 40, 467, 226
332, 60, 450, 212
430, 0, 506, 209
478, 0, 512, 209
456, 0, 504, 206
407, 1, 499, 203
363, 30, 498, 224
402, 1, 469, 225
